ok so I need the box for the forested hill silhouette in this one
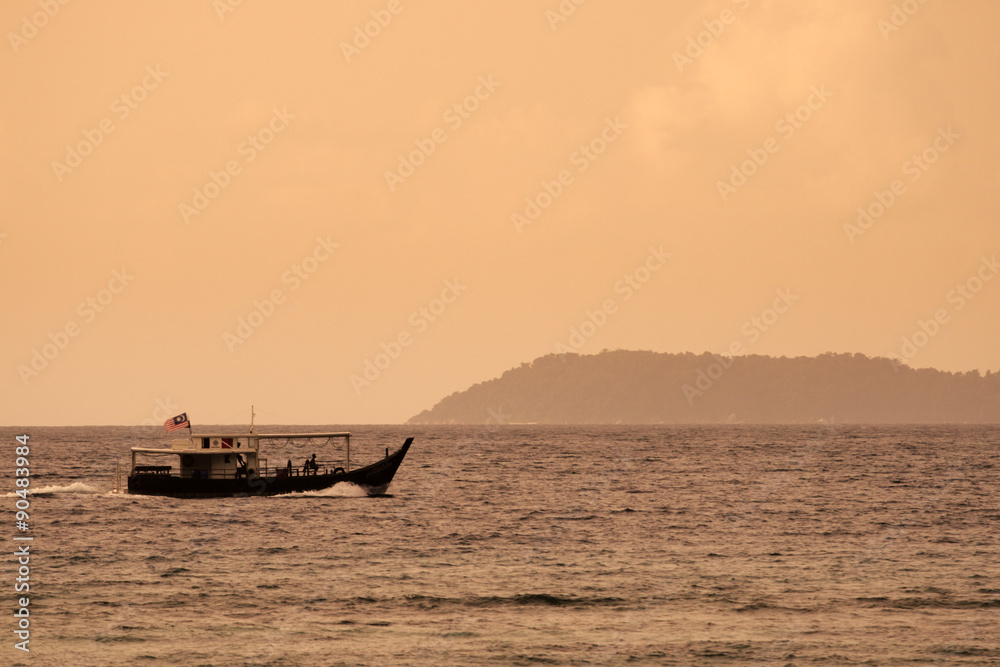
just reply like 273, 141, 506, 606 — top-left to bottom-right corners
408, 350, 1000, 424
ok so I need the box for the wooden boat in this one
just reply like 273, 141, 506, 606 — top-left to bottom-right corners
125, 431, 412, 498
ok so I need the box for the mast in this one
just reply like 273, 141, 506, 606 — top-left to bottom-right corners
250, 405, 255, 433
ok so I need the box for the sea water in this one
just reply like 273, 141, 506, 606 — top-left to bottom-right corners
2, 424, 998, 665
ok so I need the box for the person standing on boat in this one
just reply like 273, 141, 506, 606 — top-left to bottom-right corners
309, 453, 318, 474
303, 457, 310, 475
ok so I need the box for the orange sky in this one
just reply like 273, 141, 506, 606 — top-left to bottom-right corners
3, 0, 998, 425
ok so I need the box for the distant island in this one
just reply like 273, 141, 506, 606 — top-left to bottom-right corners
408, 350, 1000, 424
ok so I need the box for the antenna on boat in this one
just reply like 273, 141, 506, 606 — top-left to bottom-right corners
250, 405, 256, 433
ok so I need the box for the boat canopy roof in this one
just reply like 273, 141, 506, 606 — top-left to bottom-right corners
158, 431, 351, 439
130, 432, 351, 455
255, 432, 351, 439
130, 447, 209, 455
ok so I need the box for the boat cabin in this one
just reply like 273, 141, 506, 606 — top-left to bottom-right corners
130, 433, 263, 480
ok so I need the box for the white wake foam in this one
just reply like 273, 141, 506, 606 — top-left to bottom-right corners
12, 482, 104, 496
279, 482, 369, 498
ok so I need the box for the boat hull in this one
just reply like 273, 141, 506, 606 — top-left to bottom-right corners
127, 438, 411, 498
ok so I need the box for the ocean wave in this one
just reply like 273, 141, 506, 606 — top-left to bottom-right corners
936, 646, 1000, 657
400, 593, 627, 608
857, 596, 1000, 609
338, 593, 627, 608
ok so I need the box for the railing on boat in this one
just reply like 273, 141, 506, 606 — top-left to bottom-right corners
129, 459, 347, 480
134, 465, 172, 475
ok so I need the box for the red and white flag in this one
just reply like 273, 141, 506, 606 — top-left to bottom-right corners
164, 413, 190, 432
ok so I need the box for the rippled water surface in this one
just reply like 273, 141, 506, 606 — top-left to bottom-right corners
3, 424, 999, 666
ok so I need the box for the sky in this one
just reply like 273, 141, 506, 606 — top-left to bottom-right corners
2, 0, 998, 425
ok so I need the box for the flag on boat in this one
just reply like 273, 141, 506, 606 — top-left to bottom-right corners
165, 413, 190, 432
220, 438, 233, 449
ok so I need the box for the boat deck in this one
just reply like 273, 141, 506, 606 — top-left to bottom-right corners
129, 459, 347, 480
